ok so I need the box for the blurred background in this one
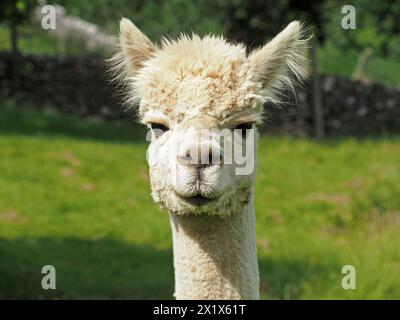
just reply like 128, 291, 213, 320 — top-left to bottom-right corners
0, 0, 399, 299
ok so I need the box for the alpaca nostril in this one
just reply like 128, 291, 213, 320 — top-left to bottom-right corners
178, 143, 222, 167
200, 146, 221, 167
177, 147, 194, 166
208, 148, 223, 165
208, 152, 213, 165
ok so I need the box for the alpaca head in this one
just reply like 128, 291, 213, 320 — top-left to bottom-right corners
110, 18, 310, 216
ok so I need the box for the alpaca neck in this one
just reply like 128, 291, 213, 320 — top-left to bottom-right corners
169, 196, 259, 299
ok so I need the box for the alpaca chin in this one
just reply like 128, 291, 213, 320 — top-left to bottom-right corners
152, 184, 253, 217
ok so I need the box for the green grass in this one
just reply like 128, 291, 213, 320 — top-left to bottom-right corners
0, 23, 105, 56
318, 45, 400, 85
0, 101, 399, 299
0, 23, 59, 55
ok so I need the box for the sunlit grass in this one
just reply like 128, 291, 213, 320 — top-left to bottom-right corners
318, 45, 400, 85
0, 102, 399, 299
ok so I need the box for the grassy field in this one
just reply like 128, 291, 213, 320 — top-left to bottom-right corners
0, 101, 399, 299
317, 45, 400, 85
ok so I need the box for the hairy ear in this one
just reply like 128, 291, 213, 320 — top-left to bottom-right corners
108, 18, 156, 84
248, 21, 311, 103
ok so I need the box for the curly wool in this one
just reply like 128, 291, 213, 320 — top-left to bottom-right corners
133, 34, 263, 123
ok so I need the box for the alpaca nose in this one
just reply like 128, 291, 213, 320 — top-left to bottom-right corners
177, 142, 223, 167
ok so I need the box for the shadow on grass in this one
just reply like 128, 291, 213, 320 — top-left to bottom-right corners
258, 258, 336, 299
0, 236, 336, 299
0, 101, 147, 143
0, 237, 174, 299
2, 100, 399, 145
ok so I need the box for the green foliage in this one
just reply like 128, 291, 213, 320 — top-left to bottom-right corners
2, 0, 398, 58
0, 0, 37, 53
0, 23, 58, 54
0, 0, 37, 25
56, 0, 224, 40
1, 0, 398, 83
323, 0, 400, 58
214, 0, 292, 45
0, 102, 399, 299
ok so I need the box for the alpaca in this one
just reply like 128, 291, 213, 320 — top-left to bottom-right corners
109, 18, 310, 299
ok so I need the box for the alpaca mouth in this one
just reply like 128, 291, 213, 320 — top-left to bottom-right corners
177, 194, 218, 206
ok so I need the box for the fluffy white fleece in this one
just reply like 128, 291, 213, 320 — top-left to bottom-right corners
108, 18, 310, 300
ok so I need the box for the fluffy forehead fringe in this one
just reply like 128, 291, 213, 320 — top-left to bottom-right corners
108, 33, 260, 116
106, 20, 311, 118
107, 32, 246, 84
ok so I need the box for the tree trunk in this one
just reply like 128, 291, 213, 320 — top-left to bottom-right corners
11, 20, 18, 54
10, 18, 19, 94
311, 38, 325, 139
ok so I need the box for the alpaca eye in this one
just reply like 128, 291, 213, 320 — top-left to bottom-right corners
234, 123, 254, 139
150, 123, 169, 138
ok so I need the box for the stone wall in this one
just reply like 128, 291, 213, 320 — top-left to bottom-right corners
0, 52, 125, 120
264, 75, 400, 135
1, 51, 399, 135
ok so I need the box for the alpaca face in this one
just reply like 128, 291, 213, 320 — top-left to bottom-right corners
145, 111, 259, 216
138, 37, 263, 216
110, 19, 310, 216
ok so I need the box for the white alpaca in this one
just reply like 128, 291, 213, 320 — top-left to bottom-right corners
109, 18, 310, 300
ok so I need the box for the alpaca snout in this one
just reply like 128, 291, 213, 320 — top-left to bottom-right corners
177, 140, 223, 168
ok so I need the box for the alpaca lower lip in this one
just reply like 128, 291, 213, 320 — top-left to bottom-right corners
178, 194, 217, 206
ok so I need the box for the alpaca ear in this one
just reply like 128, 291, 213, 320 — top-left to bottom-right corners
110, 18, 156, 79
119, 18, 156, 74
248, 21, 311, 102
